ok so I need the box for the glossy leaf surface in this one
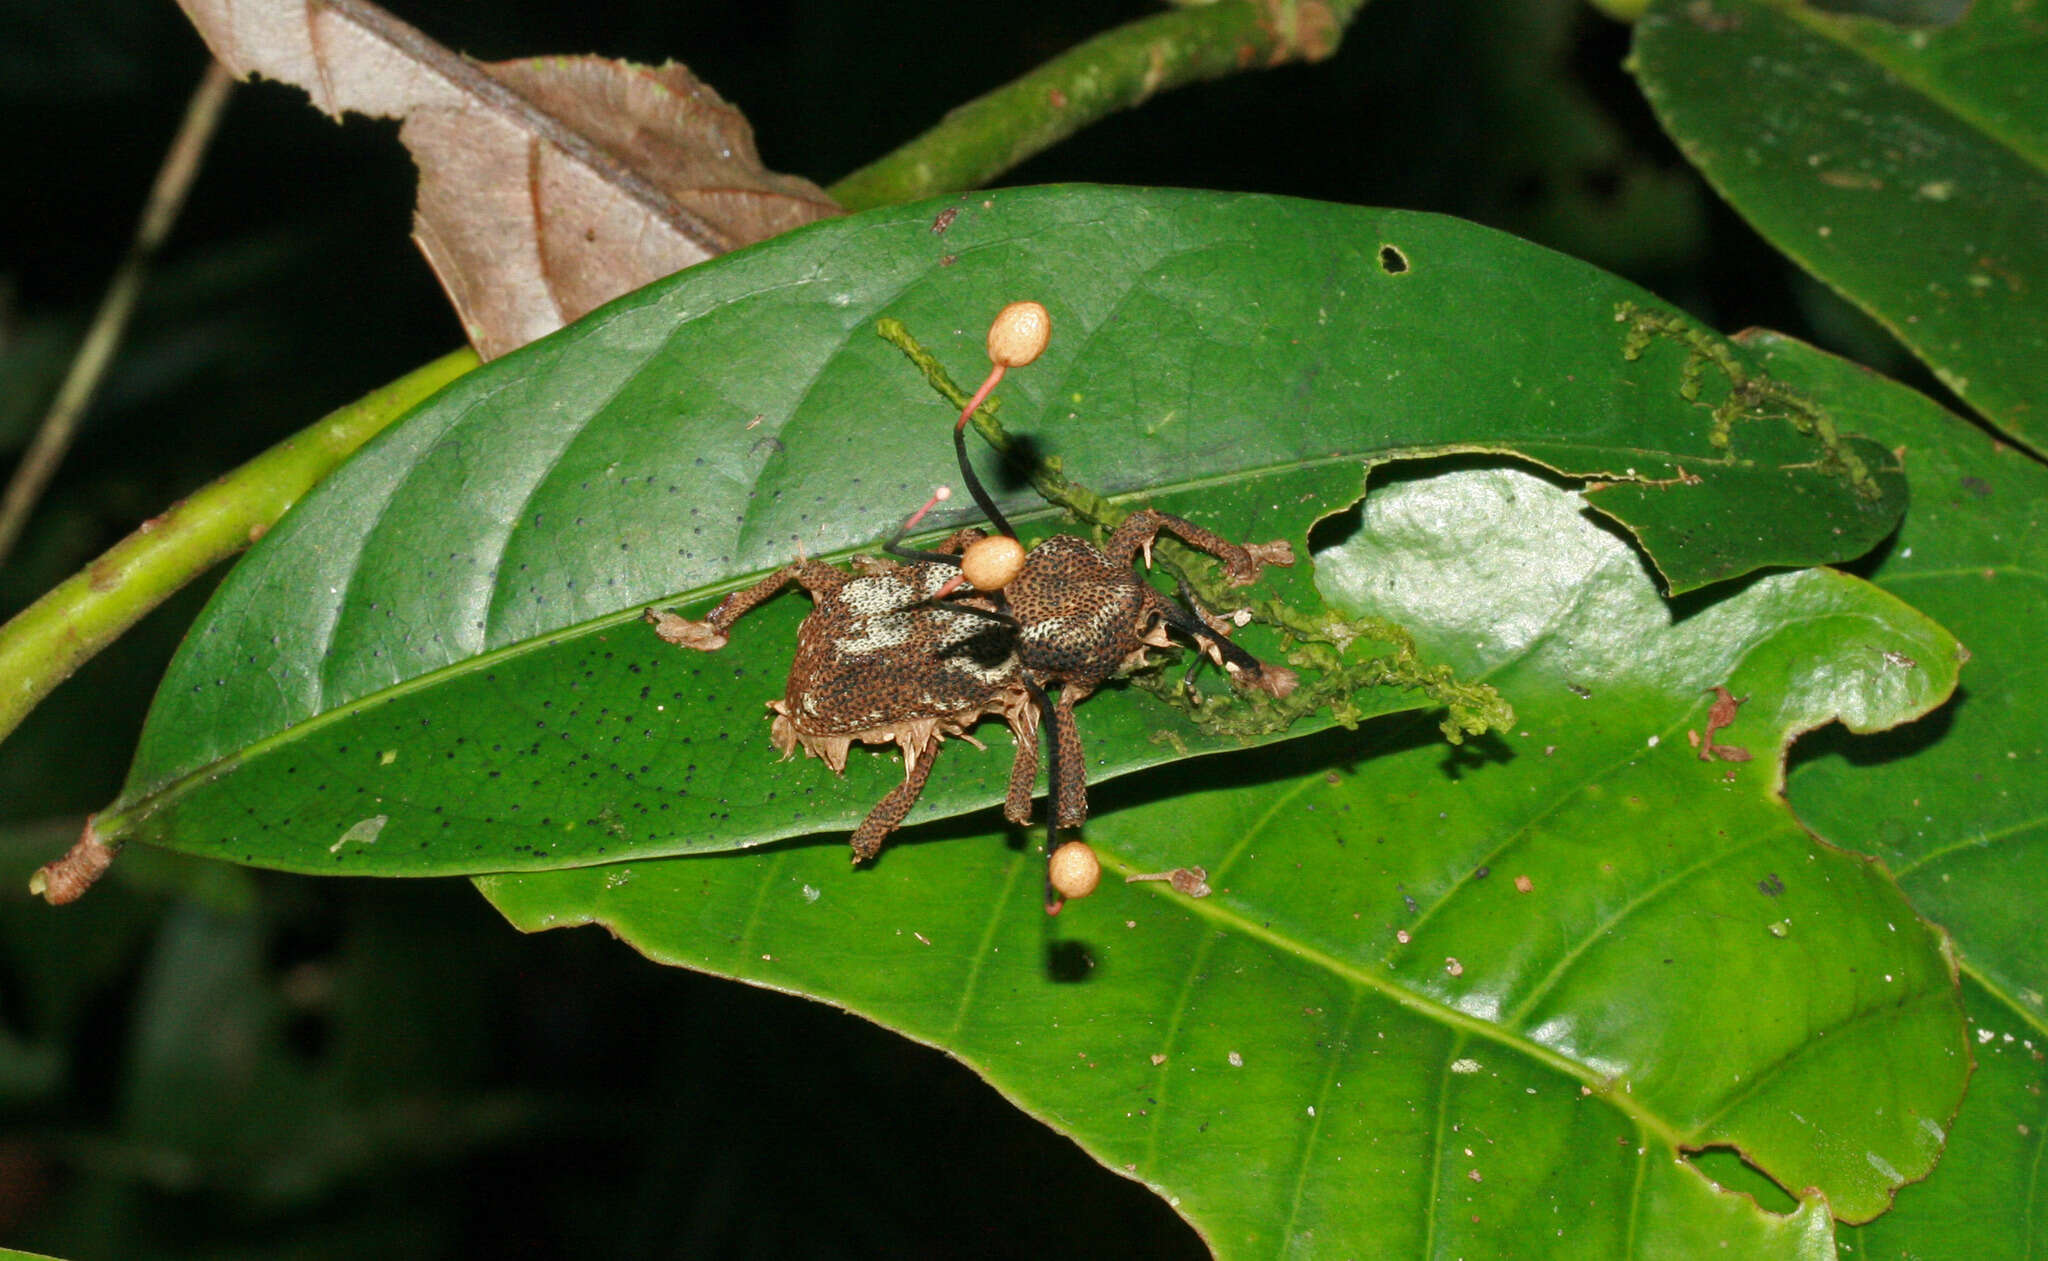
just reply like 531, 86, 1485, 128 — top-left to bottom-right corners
1836, 977, 2047, 1258
1633, 0, 2048, 451
1763, 328, 2048, 1258
485, 462, 1964, 1256
104, 188, 1909, 877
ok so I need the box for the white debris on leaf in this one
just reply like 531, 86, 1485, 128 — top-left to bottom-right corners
330, 814, 388, 852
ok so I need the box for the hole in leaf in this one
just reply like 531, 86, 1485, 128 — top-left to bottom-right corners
1682, 1145, 1800, 1214
1306, 497, 1364, 556
1377, 244, 1409, 275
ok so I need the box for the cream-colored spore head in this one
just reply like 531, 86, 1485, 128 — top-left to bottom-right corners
959, 534, 1025, 591
1048, 840, 1101, 901
987, 301, 1051, 369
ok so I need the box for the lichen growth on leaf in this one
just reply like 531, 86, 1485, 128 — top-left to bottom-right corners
1615, 301, 1880, 498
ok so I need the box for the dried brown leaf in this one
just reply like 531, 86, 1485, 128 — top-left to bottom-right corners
178, 0, 841, 358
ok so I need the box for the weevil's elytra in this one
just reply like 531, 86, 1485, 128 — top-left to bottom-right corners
646, 301, 1297, 912
648, 540, 1039, 864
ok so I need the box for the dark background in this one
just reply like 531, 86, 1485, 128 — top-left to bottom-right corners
0, 1, 1921, 1256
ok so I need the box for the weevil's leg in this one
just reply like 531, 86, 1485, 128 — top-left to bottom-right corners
1104, 509, 1295, 586
1022, 677, 1065, 912
1049, 682, 1095, 829
848, 736, 942, 863
644, 561, 844, 651
884, 542, 958, 565
931, 528, 989, 556
1004, 693, 1042, 826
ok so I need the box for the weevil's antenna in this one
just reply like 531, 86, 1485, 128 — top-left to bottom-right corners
953, 301, 1050, 539
1159, 581, 1265, 675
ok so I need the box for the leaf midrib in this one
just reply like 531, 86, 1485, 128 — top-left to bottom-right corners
1096, 846, 1690, 1151
112, 433, 1677, 834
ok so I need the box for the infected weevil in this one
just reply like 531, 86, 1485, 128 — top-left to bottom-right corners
647, 302, 1297, 912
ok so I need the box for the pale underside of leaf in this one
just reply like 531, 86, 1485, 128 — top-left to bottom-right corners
177, 0, 841, 358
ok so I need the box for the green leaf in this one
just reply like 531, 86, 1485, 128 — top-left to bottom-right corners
1756, 328, 2048, 1256
1765, 327, 2046, 1017
1631, 0, 2048, 452
482, 464, 1964, 1254
1837, 977, 2048, 1257
100, 188, 1908, 878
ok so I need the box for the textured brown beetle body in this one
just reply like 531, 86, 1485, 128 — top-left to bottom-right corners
651, 529, 1043, 860
1002, 511, 1295, 829
648, 513, 1293, 859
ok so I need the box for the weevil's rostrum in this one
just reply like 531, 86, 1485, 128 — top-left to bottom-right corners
646, 301, 1298, 910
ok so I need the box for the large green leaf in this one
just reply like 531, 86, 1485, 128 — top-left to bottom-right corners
100, 187, 1908, 876
483, 463, 1964, 1255
1837, 977, 2047, 1258
1758, 328, 2048, 1257
1632, 0, 2048, 452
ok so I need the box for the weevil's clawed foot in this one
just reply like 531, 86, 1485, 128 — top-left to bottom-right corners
1231, 661, 1299, 699
1249, 540, 1296, 567
1227, 539, 1296, 585
644, 608, 728, 652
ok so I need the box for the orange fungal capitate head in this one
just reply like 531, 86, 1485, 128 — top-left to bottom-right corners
959, 534, 1026, 591
986, 301, 1051, 369
1048, 840, 1101, 901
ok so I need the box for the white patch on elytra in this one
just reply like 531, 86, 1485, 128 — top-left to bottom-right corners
841, 574, 915, 616
834, 574, 920, 657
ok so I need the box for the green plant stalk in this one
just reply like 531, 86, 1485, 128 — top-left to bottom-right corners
827, 0, 1362, 212
0, 348, 476, 752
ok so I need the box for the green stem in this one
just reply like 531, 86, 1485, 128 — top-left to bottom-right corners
827, 0, 1363, 211
0, 348, 476, 752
